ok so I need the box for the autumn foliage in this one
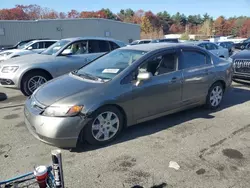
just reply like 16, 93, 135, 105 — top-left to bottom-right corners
0, 4, 249, 38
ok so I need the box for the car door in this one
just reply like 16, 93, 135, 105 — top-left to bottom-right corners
32, 42, 46, 53
83, 40, 111, 62
53, 40, 90, 77
130, 49, 183, 121
179, 48, 214, 105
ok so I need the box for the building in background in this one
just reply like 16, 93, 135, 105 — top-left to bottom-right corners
0, 18, 140, 47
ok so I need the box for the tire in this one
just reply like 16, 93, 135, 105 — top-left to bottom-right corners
205, 82, 224, 109
241, 45, 245, 50
83, 106, 124, 146
21, 71, 51, 96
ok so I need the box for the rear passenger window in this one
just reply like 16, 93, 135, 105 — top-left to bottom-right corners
38, 42, 45, 49
110, 41, 120, 50
179, 51, 206, 69
45, 41, 55, 48
88, 40, 110, 53
198, 44, 206, 49
98, 40, 110, 52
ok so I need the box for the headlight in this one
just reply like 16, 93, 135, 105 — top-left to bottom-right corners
42, 105, 83, 117
2, 66, 19, 73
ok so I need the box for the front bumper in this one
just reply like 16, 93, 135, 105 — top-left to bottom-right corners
24, 97, 88, 148
0, 72, 19, 88
233, 72, 250, 81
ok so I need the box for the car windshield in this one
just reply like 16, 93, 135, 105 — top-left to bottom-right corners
18, 41, 34, 49
73, 49, 147, 81
41, 40, 70, 55
130, 41, 139, 45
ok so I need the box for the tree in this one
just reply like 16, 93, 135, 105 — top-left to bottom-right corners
15, 4, 42, 19
169, 24, 180, 33
145, 11, 161, 31
68, 9, 80, 18
199, 19, 213, 36
59, 12, 66, 19
141, 16, 153, 34
157, 11, 172, 34
0, 7, 29, 20
101, 8, 115, 19
214, 16, 225, 35
202, 13, 212, 23
180, 33, 189, 40
240, 19, 250, 38
117, 8, 135, 22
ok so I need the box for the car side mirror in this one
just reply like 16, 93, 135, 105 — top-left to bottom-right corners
27, 46, 33, 50
136, 72, 152, 86
61, 49, 73, 56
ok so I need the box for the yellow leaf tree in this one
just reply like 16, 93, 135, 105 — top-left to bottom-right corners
141, 16, 153, 34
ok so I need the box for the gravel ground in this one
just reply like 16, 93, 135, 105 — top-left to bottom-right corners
0, 83, 250, 188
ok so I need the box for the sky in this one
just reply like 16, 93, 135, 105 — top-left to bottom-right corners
1, 0, 250, 18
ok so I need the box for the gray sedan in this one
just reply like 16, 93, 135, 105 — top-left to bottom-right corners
24, 43, 233, 148
187, 41, 229, 59
0, 37, 125, 96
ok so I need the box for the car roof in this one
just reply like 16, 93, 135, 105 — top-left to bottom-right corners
61, 37, 124, 43
30, 39, 59, 42
120, 43, 202, 52
184, 41, 217, 46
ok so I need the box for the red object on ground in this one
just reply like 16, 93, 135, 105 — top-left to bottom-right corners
34, 166, 48, 188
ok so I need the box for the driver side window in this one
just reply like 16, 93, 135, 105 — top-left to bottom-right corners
138, 52, 177, 77
66, 41, 88, 55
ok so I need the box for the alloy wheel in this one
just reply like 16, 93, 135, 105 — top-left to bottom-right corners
91, 111, 120, 141
210, 86, 223, 107
27, 76, 47, 93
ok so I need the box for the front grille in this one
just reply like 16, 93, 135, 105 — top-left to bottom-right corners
234, 59, 250, 73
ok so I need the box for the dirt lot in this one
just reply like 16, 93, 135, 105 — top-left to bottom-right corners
0, 82, 250, 188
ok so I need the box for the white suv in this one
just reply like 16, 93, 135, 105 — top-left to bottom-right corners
0, 40, 58, 62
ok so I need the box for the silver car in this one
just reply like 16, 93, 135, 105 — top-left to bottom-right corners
0, 37, 125, 96
0, 40, 58, 62
189, 41, 229, 59
24, 43, 233, 148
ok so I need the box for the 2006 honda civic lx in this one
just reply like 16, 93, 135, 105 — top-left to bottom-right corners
24, 43, 233, 148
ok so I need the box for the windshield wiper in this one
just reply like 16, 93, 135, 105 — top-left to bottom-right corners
72, 71, 105, 82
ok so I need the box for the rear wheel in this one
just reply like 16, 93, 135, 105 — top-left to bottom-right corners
82, 106, 124, 146
205, 82, 224, 109
21, 71, 51, 96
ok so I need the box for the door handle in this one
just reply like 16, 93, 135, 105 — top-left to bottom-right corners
171, 77, 177, 83
204, 69, 210, 75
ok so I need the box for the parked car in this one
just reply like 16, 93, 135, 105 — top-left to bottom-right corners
0, 37, 125, 96
0, 40, 58, 62
216, 41, 234, 56
234, 38, 250, 50
24, 43, 233, 148
129, 39, 152, 46
151, 38, 179, 43
229, 49, 250, 83
0, 38, 50, 52
188, 41, 229, 59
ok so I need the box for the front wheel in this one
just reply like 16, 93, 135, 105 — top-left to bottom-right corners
83, 106, 124, 146
205, 82, 224, 109
21, 71, 50, 96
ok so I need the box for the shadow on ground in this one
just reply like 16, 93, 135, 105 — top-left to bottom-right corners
0, 93, 26, 105
72, 85, 250, 153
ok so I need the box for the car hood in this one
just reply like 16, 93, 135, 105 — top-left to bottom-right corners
0, 53, 55, 66
0, 49, 26, 53
231, 50, 250, 59
34, 74, 102, 106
